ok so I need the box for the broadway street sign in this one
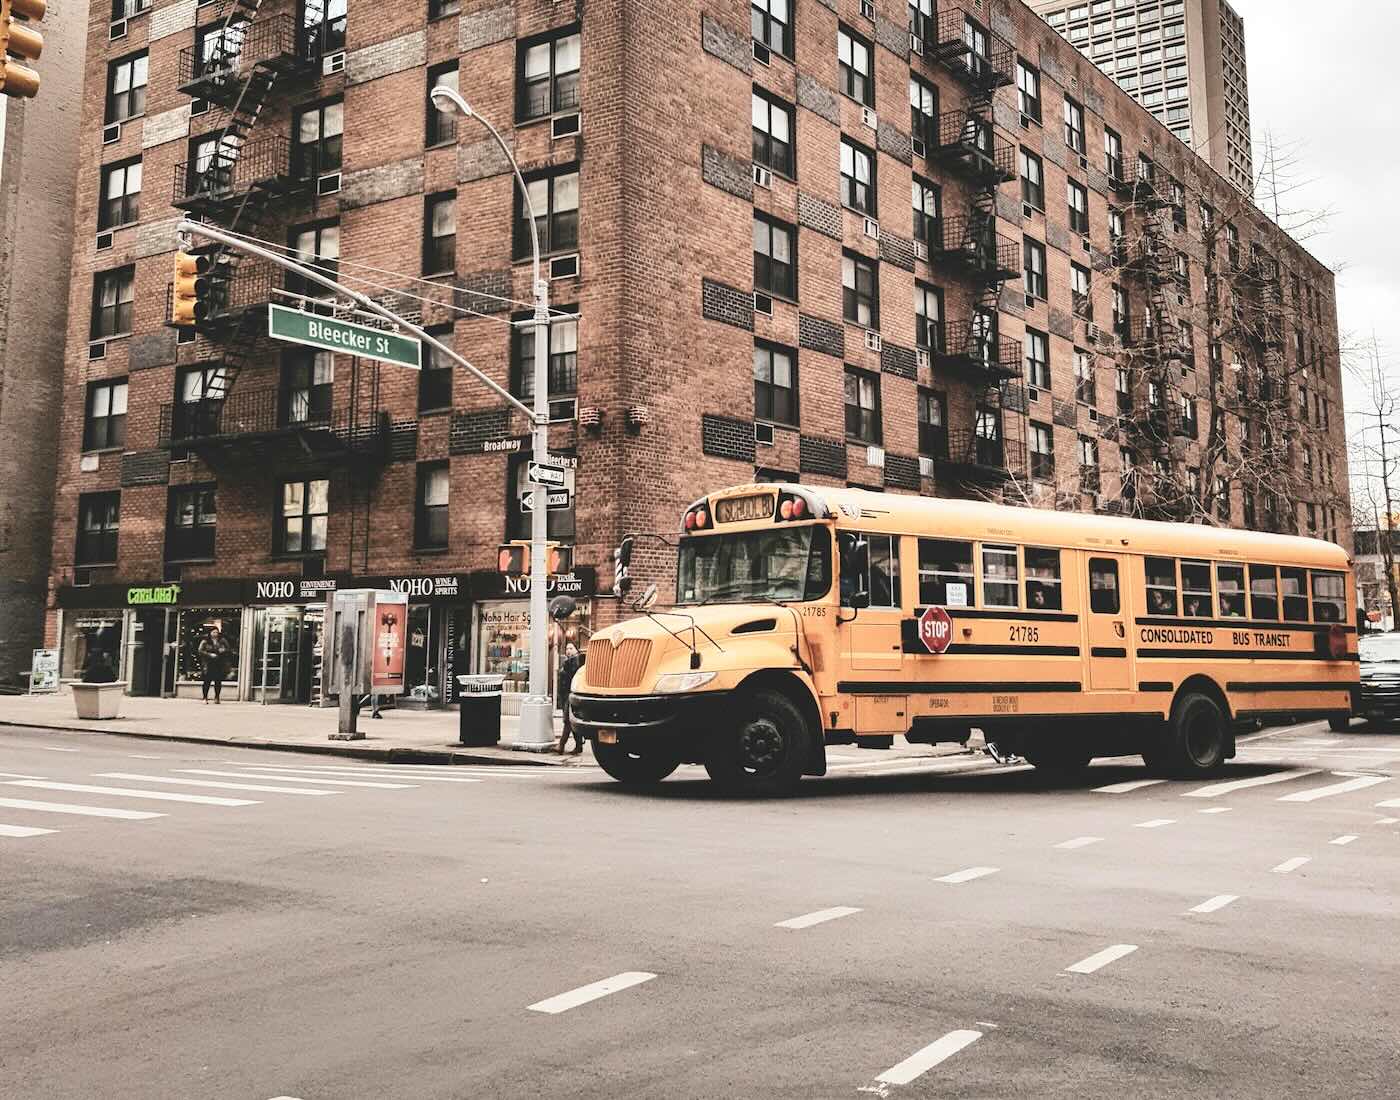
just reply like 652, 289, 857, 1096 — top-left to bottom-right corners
268, 304, 422, 369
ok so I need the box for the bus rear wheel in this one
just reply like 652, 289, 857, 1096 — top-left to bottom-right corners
1163, 692, 1228, 776
593, 741, 682, 786
704, 688, 809, 797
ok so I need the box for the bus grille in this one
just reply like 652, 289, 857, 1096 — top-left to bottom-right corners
586, 638, 653, 689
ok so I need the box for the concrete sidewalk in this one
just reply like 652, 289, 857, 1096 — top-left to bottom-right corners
0, 691, 590, 766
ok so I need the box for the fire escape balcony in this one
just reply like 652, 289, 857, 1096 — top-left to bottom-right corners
1110, 160, 1166, 209
936, 426, 1025, 485
157, 386, 389, 473
172, 135, 311, 218
934, 321, 1021, 383
177, 14, 319, 106
1124, 315, 1188, 361
928, 111, 1016, 184
928, 217, 1020, 283
928, 5, 1015, 91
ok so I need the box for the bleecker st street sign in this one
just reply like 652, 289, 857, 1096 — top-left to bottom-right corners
268, 304, 422, 370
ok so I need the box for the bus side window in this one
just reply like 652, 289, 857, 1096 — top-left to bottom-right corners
1249, 564, 1279, 620
1088, 558, 1120, 614
1181, 560, 1212, 617
1311, 570, 1345, 622
1279, 567, 1309, 621
1217, 564, 1246, 617
918, 538, 974, 607
805, 528, 834, 601
838, 532, 868, 607
982, 544, 1019, 608
868, 534, 900, 608
1024, 547, 1062, 610
1145, 557, 1179, 616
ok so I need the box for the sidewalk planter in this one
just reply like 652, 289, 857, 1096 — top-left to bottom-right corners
71, 682, 124, 720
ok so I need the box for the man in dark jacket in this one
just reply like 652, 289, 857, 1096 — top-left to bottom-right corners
555, 643, 585, 754
197, 627, 232, 704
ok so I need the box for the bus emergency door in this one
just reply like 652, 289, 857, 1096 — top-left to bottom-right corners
1085, 554, 1132, 692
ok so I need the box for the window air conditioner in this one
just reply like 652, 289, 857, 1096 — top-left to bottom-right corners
551, 113, 581, 139
752, 164, 772, 189
864, 330, 882, 352
911, 138, 926, 159
918, 455, 935, 477
754, 422, 775, 446
110, 19, 127, 40
95, 232, 114, 251
89, 342, 106, 361
914, 240, 929, 261
860, 0, 875, 21
550, 254, 579, 279
549, 397, 578, 422
317, 172, 342, 196
866, 445, 885, 467
753, 291, 773, 316
324, 51, 346, 76
916, 349, 930, 369
862, 106, 878, 130
753, 41, 771, 66
863, 217, 880, 240
1086, 321, 1101, 342
910, 33, 923, 55
102, 123, 121, 144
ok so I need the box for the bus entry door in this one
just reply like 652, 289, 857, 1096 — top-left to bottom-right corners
1085, 554, 1132, 692
839, 531, 904, 672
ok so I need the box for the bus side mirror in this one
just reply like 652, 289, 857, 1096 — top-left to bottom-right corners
849, 590, 871, 610
635, 584, 659, 612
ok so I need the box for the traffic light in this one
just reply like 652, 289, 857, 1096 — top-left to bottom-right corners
547, 544, 572, 576
0, 0, 46, 100
498, 541, 529, 576
171, 249, 226, 326
613, 536, 634, 599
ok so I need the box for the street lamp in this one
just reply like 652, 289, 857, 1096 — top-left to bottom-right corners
432, 86, 556, 752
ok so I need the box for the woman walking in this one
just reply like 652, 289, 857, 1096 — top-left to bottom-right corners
198, 626, 232, 704
555, 642, 585, 754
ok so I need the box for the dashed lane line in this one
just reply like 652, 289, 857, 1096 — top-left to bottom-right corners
1377, 817, 1399, 825
1065, 944, 1138, 974
935, 866, 1000, 884
3, 780, 258, 807
1277, 773, 1390, 803
1329, 835, 1358, 846
1054, 836, 1104, 850
774, 906, 863, 930
232, 764, 482, 784
0, 823, 57, 838
1271, 856, 1311, 874
0, 772, 48, 780
526, 972, 656, 1014
1187, 894, 1240, 914
869, 1030, 983, 1088
1093, 779, 1167, 794
0, 797, 163, 820
176, 769, 417, 790
1197, 807, 1233, 814
1183, 768, 1321, 798
1372, 798, 1400, 809
1134, 818, 1176, 829
96, 773, 343, 796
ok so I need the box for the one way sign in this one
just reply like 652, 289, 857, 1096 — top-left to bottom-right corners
520, 489, 572, 512
527, 461, 567, 487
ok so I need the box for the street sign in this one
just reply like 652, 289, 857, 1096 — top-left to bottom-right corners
917, 605, 953, 654
268, 304, 422, 369
534, 453, 578, 470
520, 489, 572, 512
527, 461, 567, 487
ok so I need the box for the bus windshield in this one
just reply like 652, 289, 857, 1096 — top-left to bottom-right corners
677, 526, 831, 605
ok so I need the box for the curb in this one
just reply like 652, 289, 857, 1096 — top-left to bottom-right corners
0, 718, 595, 768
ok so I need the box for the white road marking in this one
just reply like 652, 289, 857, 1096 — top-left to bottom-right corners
1372, 798, 1400, 809
0, 823, 57, 838
177, 769, 416, 789
1134, 818, 1176, 829
127, 754, 165, 759
827, 756, 986, 773
1183, 768, 1321, 798
1197, 807, 1233, 814
1065, 944, 1138, 974
935, 866, 1000, 884
1093, 778, 1166, 793
1271, 856, 1311, 874
4, 780, 257, 807
1376, 817, 1399, 825
0, 797, 163, 820
96, 773, 342, 796
1277, 773, 1390, 803
775, 906, 863, 930
1329, 834, 1358, 846
872, 1030, 983, 1086
1298, 738, 1344, 746
526, 971, 656, 1014
834, 762, 1030, 780
1188, 894, 1239, 914
0, 772, 48, 779
27, 746, 80, 753
1055, 836, 1103, 850
235, 764, 485, 783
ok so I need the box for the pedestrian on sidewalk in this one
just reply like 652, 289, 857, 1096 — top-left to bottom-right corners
198, 627, 232, 704
555, 642, 586, 754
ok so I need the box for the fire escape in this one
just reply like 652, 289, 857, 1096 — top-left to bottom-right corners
921, 3, 1025, 488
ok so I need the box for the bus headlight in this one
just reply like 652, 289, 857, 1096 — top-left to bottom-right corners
653, 671, 717, 694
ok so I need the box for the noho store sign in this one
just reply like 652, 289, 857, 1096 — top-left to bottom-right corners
247, 568, 598, 604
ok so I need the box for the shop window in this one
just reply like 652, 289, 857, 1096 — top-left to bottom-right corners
178, 609, 241, 691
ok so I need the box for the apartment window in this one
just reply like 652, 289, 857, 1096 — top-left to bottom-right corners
516, 167, 579, 258
1109, 206, 1125, 243
1226, 223, 1240, 267
1019, 148, 1044, 208
1104, 126, 1123, 178
91, 266, 134, 340
415, 463, 450, 550
915, 282, 943, 351
418, 326, 454, 413
842, 252, 879, 329
1079, 434, 1099, 471
912, 176, 940, 245
918, 388, 947, 458
1115, 365, 1131, 413
288, 221, 340, 297
283, 349, 333, 424
517, 27, 580, 120
1173, 250, 1189, 290
753, 213, 797, 300
429, 0, 460, 18
1112, 284, 1128, 334
754, 341, 798, 426
910, 76, 937, 149
909, 0, 934, 44
277, 479, 329, 555
1071, 263, 1092, 319
838, 26, 874, 106
1067, 179, 1089, 234
175, 366, 227, 438
426, 63, 459, 146
303, 0, 346, 54
839, 137, 876, 215
1016, 59, 1041, 122
1170, 178, 1187, 229
166, 485, 216, 562
1064, 96, 1085, 153
99, 159, 142, 230
1024, 328, 1050, 389
1215, 476, 1231, 522
1073, 348, 1094, 405
752, 89, 795, 179
195, 19, 244, 77
752, 0, 793, 59
844, 366, 882, 444
423, 192, 456, 274
512, 311, 578, 400
113, 0, 150, 17
83, 379, 128, 451
76, 492, 120, 566
105, 51, 147, 124
294, 99, 343, 177
1023, 238, 1047, 300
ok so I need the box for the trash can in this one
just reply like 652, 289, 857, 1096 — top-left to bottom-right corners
457, 675, 505, 746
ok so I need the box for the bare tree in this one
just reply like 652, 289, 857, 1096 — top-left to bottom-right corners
1347, 336, 1400, 622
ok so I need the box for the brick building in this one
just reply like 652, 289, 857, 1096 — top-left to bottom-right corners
47, 0, 1348, 708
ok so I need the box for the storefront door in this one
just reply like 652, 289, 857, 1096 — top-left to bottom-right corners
127, 609, 169, 697
258, 609, 302, 704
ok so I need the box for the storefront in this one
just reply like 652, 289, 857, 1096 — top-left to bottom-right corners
472, 568, 596, 713
245, 577, 339, 705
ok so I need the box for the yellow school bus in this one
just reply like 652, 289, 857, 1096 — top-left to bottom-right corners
569, 483, 1358, 795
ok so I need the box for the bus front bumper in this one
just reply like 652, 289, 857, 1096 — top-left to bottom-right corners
569, 690, 733, 741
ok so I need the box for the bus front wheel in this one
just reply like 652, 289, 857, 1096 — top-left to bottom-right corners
1162, 692, 1228, 776
704, 688, 809, 796
593, 740, 682, 786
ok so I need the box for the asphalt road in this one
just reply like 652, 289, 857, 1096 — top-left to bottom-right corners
1, 719, 1397, 1099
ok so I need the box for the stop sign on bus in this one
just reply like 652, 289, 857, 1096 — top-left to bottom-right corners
918, 605, 953, 654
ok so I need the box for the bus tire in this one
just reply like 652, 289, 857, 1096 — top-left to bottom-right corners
1327, 716, 1351, 732
593, 741, 682, 786
1164, 691, 1228, 776
704, 688, 808, 797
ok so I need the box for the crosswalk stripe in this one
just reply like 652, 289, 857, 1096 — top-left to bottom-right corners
527, 971, 656, 1014
230, 764, 481, 784
1134, 818, 1176, 828
96, 773, 343, 796
1329, 835, 1358, 846
873, 1030, 983, 1085
177, 769, 417, 789
1183, 768, 1320, 798
1093, 779, 1166, 794
1271, 856, 1310, 874
1065, 944, 1138, 974
1188, 894, 1239, 914
775, 906, 863, 930
0, 797, 163, 820
1055, 836, 1103, 850
1277, 774, 1390, 803
1372, 798, 1400, 809
935, 866, 999, 884
0, 772, 48, 780
0, 823, 57, 837
4, 780, 257, 807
